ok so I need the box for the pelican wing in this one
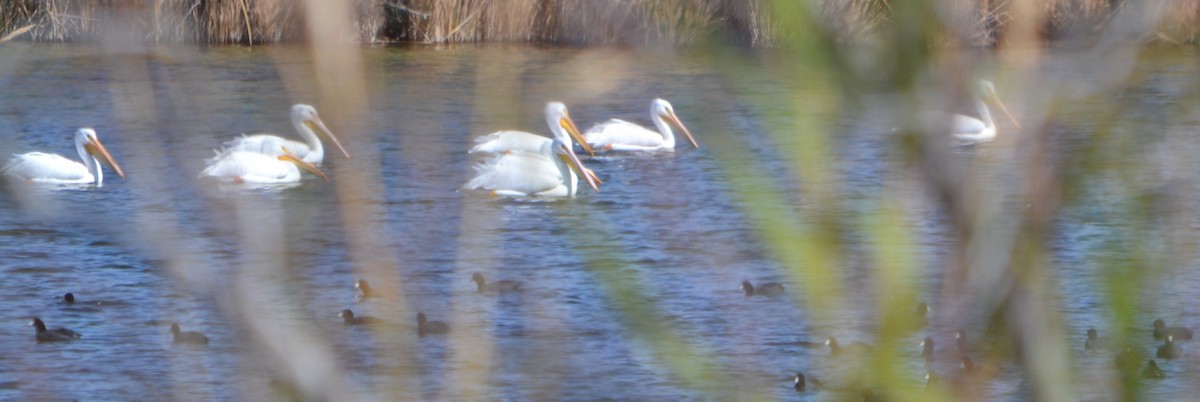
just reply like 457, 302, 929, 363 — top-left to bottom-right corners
219, 135, 312, 159
2, 152, 91, 183
463, 152, 565, 196
468, 131, 550, 154
918, 112, 986, 136
200, 152, 299, 183
949, 114, 987, 136
584, 119, 664, 148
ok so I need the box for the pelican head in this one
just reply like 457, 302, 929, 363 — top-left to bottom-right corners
551, 139, 600, 193
74, 128, 125, 184
545, 102, 594, 156
278, 147, 329, 181
651, 99, 698, 148
291, 104, 351, 159
978, 81, 1021, 131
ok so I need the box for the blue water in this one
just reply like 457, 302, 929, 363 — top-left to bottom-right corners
1, 43, 1198, 400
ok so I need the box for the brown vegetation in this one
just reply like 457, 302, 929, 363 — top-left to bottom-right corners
0, 0, 1197, 45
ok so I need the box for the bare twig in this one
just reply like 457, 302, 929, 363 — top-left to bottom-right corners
0, 24, 34, 43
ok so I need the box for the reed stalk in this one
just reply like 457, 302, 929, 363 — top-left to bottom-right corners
0, 0, 1196, 45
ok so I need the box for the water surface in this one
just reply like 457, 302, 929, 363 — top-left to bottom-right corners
0, 43, 1198, 400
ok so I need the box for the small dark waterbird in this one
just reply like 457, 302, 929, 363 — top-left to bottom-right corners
924, 371, 940, 390
793, 372, 823, 392
30, 317, 81, 342
170, 323, 209, 345
340, 309, 383, 326
921, 336, 935, 363
1084, 328, 1106, 351
354, 280, 374, 301
826, 336, 873, 356
955, 330, 969, 355
471, 273, 521, 293
1153, 319, 1193, 341
1156, 335, 1181, 359
915, 302, 931, 326
1142, 359, 1166, 379
417, 312, 450, 337
741, 280, 784, 296
1114, 345, 1139, 372
62, 292, 124, 307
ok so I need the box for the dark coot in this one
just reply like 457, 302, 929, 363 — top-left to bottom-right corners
417, 312, 450, 337
170, 323, 209, 345
741, 280, 784, 296
340, 309, 384, 326
30, 318, 81, 342
471, 273, 521, 293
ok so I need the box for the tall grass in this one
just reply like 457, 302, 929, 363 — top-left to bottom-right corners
1, 0, 1197, 45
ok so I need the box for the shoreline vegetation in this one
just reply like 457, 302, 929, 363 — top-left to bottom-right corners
0, 0, 1196, 46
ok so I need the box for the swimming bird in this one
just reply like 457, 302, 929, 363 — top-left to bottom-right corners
354, 279, 375, 301
170, 323, 209, 345
584, 98, 698, 152
463, 138, 600, 198
773, 339, 825, 348
471, 273, 521, 293
921, 336, 935, 363
1142, 359, 1166, 379
417, 312, 450, 337
1152, 319, 1193, 341
793, 372, 823, 392
1156, 335, 1181, 359
200, 148, 328, 184
961, 355, 976, 374
924, 371, 940, 390
339, 309, 383, 326
826, 336, 873, 356
62, 293, 125, 307
955, 330, 970, 355
915, 302, 931, 327
741, 280, 784, 296
468, 102, 595, 157
1085, 328, 1106, 351
30, 317, 81, 342
217, 104, 349, 164
923, 80, 1021, 143
1114, 345, 1139, 372
2, 128, 125, 186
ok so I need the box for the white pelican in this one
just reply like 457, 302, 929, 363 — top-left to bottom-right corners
584, 98, 698, 152
463, 139, 599, 198
468, 102, 595, 156
200, 148, 328, 184
218, 104, 349, 164
2, 128, 125, 186
932, 80, 1021, 143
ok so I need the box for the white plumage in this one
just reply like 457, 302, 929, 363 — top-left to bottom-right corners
584, 98, 698, 152
464, 139, 599, 198
929, 80, 1021, 143
468, 102, 594, 156
2, 128, 125, 186
200, 150, 327, 184
217, 104, 349, 164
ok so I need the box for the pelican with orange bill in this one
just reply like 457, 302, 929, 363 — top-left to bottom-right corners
2, 128, 125, 186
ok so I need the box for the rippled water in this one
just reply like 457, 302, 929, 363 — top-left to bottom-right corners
1, 43, 1198, 400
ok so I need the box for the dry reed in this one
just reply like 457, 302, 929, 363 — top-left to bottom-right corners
0, 0, 1198, 46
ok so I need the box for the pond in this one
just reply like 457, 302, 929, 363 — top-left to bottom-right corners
0, 42, 1197, 400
